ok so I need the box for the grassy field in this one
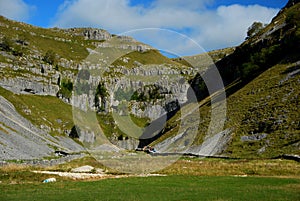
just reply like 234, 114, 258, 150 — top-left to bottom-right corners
0, 157, 299, 201
0, 175, 299, 201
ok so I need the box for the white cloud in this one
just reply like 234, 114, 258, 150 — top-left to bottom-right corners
151, 0, 215, 10
0, 0, 34, 21
52, 0, 279, 55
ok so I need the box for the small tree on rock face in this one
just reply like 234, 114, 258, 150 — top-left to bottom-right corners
246, 22, 265, 39
95, 82, 108, 112
69, 125, 80, 138
57, 78, 73, 99
1, 37, 13, 51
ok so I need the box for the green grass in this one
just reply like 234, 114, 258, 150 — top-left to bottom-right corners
0, 175, 299, 201
159, 158, 300, 177
130, 114, 150, 128
0, 157, 299, 200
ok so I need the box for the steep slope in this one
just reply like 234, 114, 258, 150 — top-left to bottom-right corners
0, 90, 85, 159
224, 62, 299, 158
151, 0, 300, 158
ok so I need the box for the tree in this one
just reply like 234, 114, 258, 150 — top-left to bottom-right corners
246, 22, 265, 39
57, 78, 73, 99
69, 125, 80, 138
240, 62, 260, 81
95, 82, 108, 112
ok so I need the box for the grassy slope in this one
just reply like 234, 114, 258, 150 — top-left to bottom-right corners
0, 86, 74, 135
225, 63, 300, 158
152, 62, 299, 158
0, 16, 92, 62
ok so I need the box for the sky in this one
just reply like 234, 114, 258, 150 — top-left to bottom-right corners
0, 0, 288, 56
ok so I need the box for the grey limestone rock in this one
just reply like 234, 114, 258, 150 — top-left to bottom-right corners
0, 96, 84, 160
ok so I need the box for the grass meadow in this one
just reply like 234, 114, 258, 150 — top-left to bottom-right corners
0, 175, 299, 201
0, 157, 299, 201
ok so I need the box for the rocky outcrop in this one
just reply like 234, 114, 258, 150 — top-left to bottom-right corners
0, 77, 59, 95
65, 28, 112, 41
82, 28, 111, 41
240, 133, 268, 142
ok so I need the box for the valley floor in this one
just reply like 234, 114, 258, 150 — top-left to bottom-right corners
0, 157, 299, 201
0, 175, 299, 201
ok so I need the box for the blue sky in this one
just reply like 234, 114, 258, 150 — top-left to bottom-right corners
0, 0, 288, 55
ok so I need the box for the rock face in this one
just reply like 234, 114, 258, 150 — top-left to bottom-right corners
82, 29, 111, 41
0, 1, 298, 160
0, 96, 84, 160
240, 133, 268, 142
0, 77, 59, 95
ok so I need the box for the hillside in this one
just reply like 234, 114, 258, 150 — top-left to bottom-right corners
150, 0, 300, 158
0, 13, 196, 160
0, 0, 299, 161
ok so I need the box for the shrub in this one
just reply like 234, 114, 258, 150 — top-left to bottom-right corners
240, 62, 260, 81
58, 78, 73, 99
246, 22, 265, 39
43, 50, 56, 65
1, 37, 13, 51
